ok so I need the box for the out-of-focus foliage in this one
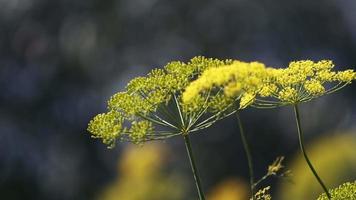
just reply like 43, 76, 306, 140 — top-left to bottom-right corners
317, 181, 356, 200
98, 143, 186, 200
207, 178, 249, 200
1, 0, 356, 199
277, 133, 356, 200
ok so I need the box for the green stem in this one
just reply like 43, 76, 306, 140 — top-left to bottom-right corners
183, 135, 205, 200
236, 113, 255, 199
293, 104, 331, 199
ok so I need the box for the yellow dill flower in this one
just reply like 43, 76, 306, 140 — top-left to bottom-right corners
224, 82, 243, 97
87, 110, 124, 148
129, 120, 153, 144
253, 60, 356, 107
277, 87, 298, 103
88, 56, 235, 146
267, 156, 285, 175
183, 59, 355, 110
99, 143, 185, 200
258, 83, 278, 97
278, 133, 356, 200
317, 181, 356, 200
315, 70, 335, 82
239, 93, 256, 109
208, 179, 249, 200
304, 79, 325, 95
251, 186, 271, 200
108, 92, 154, 115
183, 60, 270, 110
208, 94, 235, 113
335, 69, 356, 82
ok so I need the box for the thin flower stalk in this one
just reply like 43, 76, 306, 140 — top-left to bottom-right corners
293, 105, 331, 199
236, 112, 255, 199
183, 134, 205, 200
87, 56, 242, 200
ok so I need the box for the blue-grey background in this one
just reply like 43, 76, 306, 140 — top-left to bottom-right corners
0, 0, 355, 199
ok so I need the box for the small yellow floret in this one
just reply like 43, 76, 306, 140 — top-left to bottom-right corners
304, 79, 325, 95
252, 186, 271, 200
108, 92, 153, 115
316, 70, 335, 82
183, 60, 269, 111
224, 82, 242, 97
87, 110, 123, 148
239, 93, 256, 109
278, 87, 298, 103
259, 84, 278, 97
336, 69, 356, 82
129, 120, 153, 144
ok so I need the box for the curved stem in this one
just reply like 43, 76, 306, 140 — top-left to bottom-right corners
183, 135, 205, 200
293, 105, 331, 199
236, 113, 255, 199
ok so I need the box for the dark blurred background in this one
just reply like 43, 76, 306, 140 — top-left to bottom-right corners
0, 0, 355, 200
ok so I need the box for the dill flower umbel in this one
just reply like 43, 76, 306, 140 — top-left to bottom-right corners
253, 60, 356, 107
183, 59, 356, 109
87, 56, 236, 147
182, 58, 355, 200
254, 60, 355, 200
182, 60, 272, 110
317, 181, 356, 200
87, 110, 124, 148
251, 186, 271, 200
88, 56, 237, 200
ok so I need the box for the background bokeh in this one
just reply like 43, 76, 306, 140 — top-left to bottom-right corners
0, 0, 355, 199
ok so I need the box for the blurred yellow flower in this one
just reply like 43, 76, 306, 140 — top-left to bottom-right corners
98, 143, 185, 200
207, 178, 249, 200
277, 132, 356, 200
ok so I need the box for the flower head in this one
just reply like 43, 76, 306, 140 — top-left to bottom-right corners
251, 186, 271, 200
182, 60, 272, 110
253, 60, 356, 106
88, 56, 234, 147
87, 110, 124, 148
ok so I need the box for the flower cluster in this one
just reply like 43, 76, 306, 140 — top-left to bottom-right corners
87, 110, 124, 148
251, 186, 271, 200
261, 60, 356, 105
183, 59, 356, 109
317, 181, 356, 200
182, 61, 272, 109
87, 56, 233, 147
88, 57, 355, 147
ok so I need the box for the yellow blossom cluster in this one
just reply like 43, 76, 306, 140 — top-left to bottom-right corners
88, 56, 355, 147
129, 121, 154, 144
317, 181, 356, 200
87, 110, 124, 148
183, 59, 356, 109
267, 60, 356, 104
182, 61, 271, 109
251, 186, 271, 200
87, 56, 233, 147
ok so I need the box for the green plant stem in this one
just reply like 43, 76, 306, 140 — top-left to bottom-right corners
183, 135, 205, 200
236, 113, 255, 199
293, 104, 331, 200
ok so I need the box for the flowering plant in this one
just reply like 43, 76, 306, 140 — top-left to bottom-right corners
183, 59, 355, 199
88, 56, 355, 200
